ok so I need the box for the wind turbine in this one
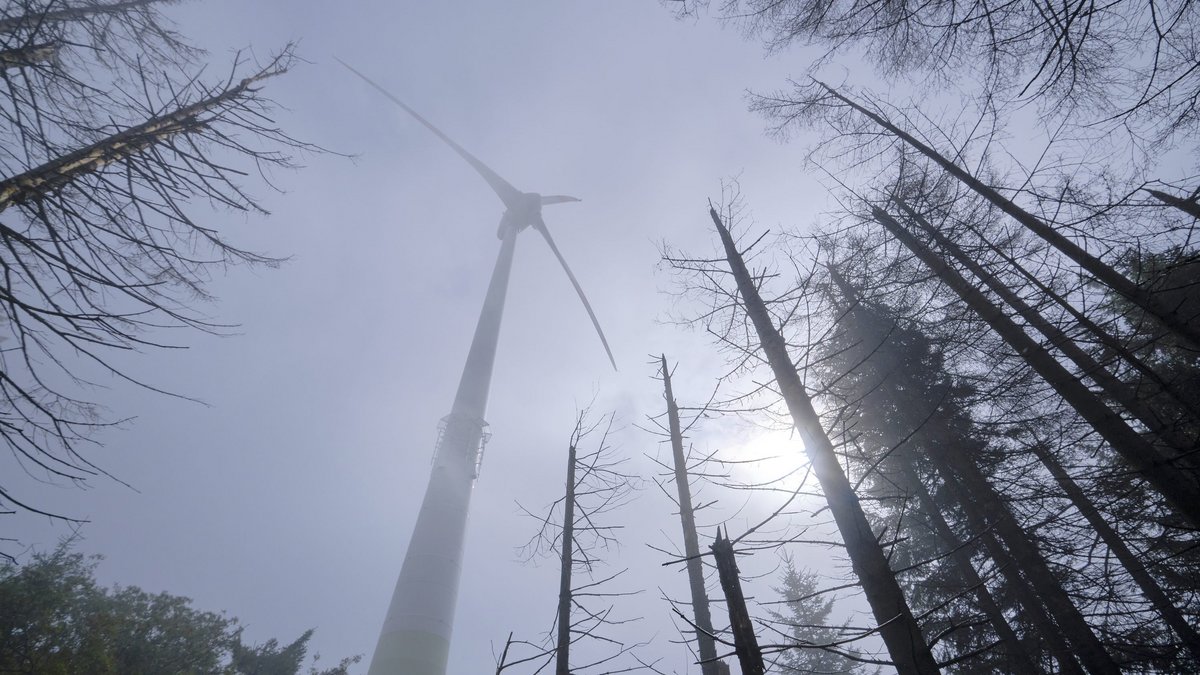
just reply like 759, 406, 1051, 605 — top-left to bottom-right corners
339, 60, 616, 675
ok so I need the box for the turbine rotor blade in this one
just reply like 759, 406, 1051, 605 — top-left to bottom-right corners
533, 217, 617, 371
336, 57, 523, 209
540, 195, 581, 206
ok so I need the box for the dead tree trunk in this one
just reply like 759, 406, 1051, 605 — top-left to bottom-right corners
0, 0, 167, 35
815, 80, 1200, 347
872, 206, 1200, 527
0, 61, 287, 212
0, 42, 57, 68
555, 441, 577, 675
709, 206, 942, 675
894, 197, 1200, 464
660, 355, 722, 675
711, 528, 765, 675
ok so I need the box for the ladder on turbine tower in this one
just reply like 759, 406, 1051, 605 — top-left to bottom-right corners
432, 414, 492, 478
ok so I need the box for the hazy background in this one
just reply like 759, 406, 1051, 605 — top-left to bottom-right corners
7, 1, 869, 671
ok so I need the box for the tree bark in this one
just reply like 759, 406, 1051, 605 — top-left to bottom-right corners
1147, 189, 1200, 221
0, 42, 57, 69
0, 62, 285, 212
1027, 441, 1200, 664
660, 355, 722, 675
710, 207, 943, 675
873, 206, 1200, 527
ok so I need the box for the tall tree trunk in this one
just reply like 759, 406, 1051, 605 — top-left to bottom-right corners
902, 467, 1043, 673
555, 442, 577, 675
894, 198, 1200, 465
964, 222, 1200, 423
660, 355, 721, 675
814, 80, 1200, 347
711, 528, 765, 675
872, 206, 1200, 527
1027, 441, 1200, 664
709, 207, 943, 675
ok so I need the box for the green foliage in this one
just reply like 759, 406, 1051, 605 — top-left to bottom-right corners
0, 545, 358, 675
766, 561, 863, 674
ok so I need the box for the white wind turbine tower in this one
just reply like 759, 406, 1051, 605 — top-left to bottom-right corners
339, 61, 617, 675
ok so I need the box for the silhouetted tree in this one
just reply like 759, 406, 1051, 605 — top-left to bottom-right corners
0, 0, 312, 532
765, 559, 863, 674
662, 201, 943, 674
499, 410, 656, 674
673, 0, 1200, 144
654, 355, 723, 675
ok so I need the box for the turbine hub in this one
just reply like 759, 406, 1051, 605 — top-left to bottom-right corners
508, 192, 542, 224
497, 192, 543, 238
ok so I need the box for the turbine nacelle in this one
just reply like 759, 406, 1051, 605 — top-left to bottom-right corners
498, 193, 581, 238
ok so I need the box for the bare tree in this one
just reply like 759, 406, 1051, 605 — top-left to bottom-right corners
500, 410, 656, 674
0, 0, 313, 534
672, 0, 1200, 144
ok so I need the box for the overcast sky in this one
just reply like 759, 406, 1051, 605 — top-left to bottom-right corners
6, 2, 885, 672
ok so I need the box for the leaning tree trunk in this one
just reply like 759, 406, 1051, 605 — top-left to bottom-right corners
555, 441, 577, 675
0, 63, 285, 212
0, 0, 167, 35
709, 207, 942, 675
815, 80, 1200, 347
1146, 188, 1200, 220
965, 221, 1200, 423
872, 206, 1200, 527
895, 198, 1200, 464
660, 355, 722, 675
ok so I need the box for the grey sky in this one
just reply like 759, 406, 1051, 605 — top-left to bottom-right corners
6, 1, 872, 672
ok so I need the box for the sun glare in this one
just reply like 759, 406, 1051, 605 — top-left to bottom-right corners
725, 426, 812, 489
